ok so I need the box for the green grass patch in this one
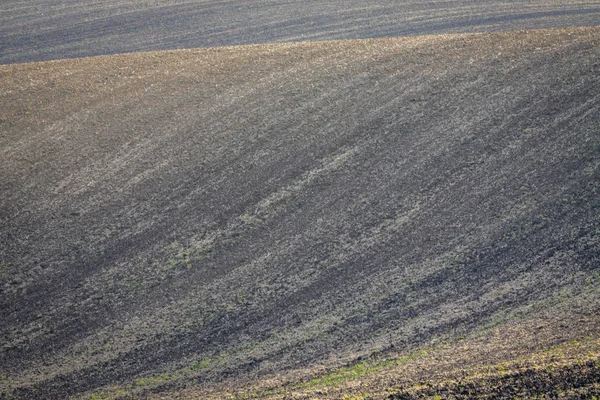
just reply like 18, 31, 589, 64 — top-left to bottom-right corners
243, 348, 429, 399
295, 349, 428, 390
84, 357, 215, 399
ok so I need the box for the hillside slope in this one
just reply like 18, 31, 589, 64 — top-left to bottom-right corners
1, 28, 600, 398
1, 0, 600, 64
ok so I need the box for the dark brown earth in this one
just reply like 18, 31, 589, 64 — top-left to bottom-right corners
1, 27, 600, 399
390, 360, 600, 400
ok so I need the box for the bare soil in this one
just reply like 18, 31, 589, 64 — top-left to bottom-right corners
1, 0, 600, 64
1, 27, 600, 399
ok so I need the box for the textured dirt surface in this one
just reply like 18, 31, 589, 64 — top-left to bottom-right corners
1, 0, 600, 64
1, 27, 600, 399
186, 308, 600, 399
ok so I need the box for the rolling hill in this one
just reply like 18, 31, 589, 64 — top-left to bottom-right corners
1, 26, 599, 399
1, 0, 600, 64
